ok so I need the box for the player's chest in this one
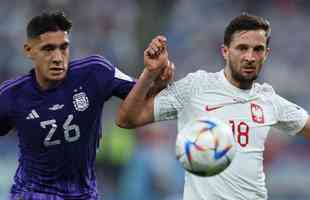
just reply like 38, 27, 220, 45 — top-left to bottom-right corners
188, 94, 277, 127
11, 83, 100, 148
12, 84, 97, 129
187, 94, 277, 149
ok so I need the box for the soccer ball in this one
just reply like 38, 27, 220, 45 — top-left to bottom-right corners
176, 116, 236, 177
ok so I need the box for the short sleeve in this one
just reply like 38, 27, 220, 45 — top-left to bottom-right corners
272, 94, 308, 136
154, 71, 199, 121
91, 55, 135, 100
110, 67, 135, 99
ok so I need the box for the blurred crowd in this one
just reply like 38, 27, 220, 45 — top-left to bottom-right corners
1, 0, 310, 200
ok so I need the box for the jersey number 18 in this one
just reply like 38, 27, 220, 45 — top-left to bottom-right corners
229, 120, 250, 147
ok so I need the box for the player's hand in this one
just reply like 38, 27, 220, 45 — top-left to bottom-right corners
147, 61, 175, 97
153, 60, 175, 91
158, 60, 175, 82
144, 35, 169, 81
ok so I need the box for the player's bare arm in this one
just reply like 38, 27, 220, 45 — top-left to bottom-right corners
301, 117, 310, 138
116, 36, 174, 128
145, 36, 174, 98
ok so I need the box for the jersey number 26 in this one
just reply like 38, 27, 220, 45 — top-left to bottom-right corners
40, 114, 80, 147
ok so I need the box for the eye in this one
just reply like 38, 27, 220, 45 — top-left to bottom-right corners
254, 46, 265, 52
236, 45, 248, 51
60, 43, 69, 51
41, 45, 56, 52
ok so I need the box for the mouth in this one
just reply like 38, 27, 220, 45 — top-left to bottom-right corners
49, 67, 65, 75
242, 66, 256, 73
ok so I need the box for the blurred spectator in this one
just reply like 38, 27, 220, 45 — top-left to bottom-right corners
95, 122, 136, 200
117, 122, 183, 200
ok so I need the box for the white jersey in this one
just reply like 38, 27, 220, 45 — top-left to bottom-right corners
154, 69, 308, 200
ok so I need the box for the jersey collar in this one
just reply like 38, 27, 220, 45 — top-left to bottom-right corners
29, 69, 67, 94
219, 69, 260, 99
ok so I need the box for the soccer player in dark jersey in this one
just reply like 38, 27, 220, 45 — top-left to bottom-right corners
0, 11, 172, 200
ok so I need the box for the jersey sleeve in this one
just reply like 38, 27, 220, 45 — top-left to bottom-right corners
272, 94, 308, 136
154, 71, 200, 121
110, 67, 135, 99
91, 55, 135, 101
0, 90, 13, 135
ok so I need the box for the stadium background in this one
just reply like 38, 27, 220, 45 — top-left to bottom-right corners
1, 0, 310, 199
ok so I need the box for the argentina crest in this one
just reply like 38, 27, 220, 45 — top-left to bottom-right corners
73, 92, 89, 111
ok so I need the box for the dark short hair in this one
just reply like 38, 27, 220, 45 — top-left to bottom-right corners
27, 11, 72, 39
224, 13, 271, 46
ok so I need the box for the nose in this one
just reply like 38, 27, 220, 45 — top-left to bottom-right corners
244, 49, 256, 63
52, 49, 63, 65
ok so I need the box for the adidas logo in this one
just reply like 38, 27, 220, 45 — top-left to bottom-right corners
26, 109, 40, 120
49, 104, 64, 111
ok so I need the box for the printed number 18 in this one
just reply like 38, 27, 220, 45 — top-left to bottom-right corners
229, 120, 249, 147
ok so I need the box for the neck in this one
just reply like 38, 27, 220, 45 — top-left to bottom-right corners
224, 67, 253, 90
35, 71, 62, 90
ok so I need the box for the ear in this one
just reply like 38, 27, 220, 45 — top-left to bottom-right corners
261, 47, 271, 63
265, 47, 271, 60
221, 44, 229, 61
23, 43, 32, 59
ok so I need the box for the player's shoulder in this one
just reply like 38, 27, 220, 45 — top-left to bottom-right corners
174, 69, 221, 95
0, 74, 32, 96
69, 54, 115, 73
183, 69, 221, 88
253, 82, 276, 97
185, 69, 218, 81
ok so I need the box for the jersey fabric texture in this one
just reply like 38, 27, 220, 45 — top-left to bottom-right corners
0, 55, 135, 200
154, 69, 308, 200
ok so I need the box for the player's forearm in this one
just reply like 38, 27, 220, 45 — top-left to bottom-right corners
116, 69, 155, 128
301, 116, 310, 139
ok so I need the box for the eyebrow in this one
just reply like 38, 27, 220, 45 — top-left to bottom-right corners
40, 42, 69, 50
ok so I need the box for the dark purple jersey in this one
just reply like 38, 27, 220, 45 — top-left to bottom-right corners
0, 55, 135, 200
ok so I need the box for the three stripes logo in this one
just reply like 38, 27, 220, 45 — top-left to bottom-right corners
26, 109, 40, 120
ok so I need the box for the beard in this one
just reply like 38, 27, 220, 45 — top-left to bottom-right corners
228, 59, 259, 89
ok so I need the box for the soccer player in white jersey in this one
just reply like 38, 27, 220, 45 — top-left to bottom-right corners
116, 13, 310, 200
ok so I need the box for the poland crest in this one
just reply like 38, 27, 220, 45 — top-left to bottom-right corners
73, 92, 89, 111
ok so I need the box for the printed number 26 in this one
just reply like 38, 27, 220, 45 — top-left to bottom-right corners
40, 114, 80, 147
229, 120, 249, 147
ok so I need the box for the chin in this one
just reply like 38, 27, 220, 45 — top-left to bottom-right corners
241, 72, 257, 79
49, 74, 67, 81
244, 76, 257, 82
